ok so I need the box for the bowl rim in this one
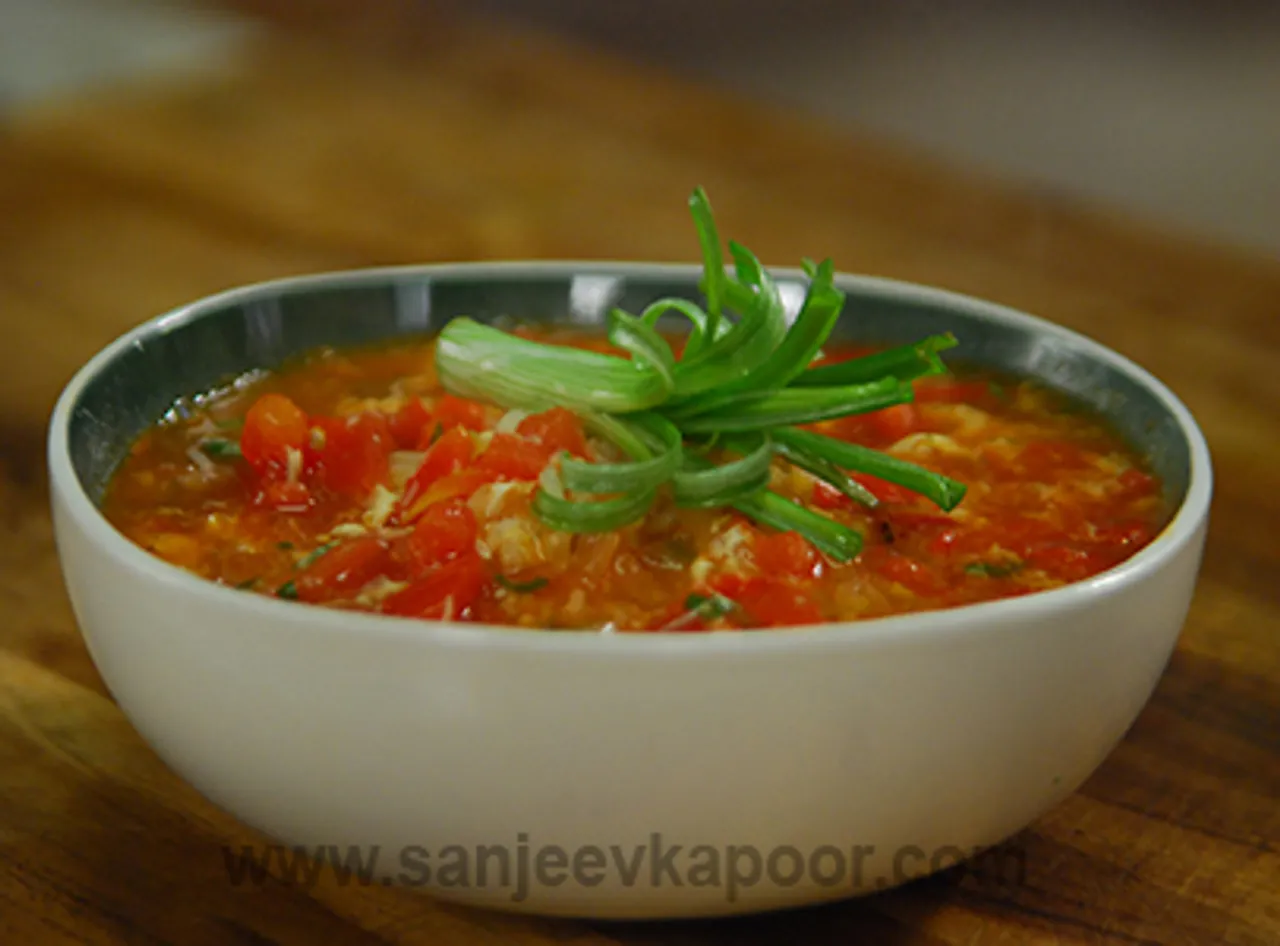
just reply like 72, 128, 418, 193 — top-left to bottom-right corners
48, 261, 1214, 656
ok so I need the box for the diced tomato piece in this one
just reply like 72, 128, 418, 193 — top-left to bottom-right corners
754, 531, 819, 579
382, 552, 490, 619
398, 468, 501, 524
433, 395, 488, 432
825, 414, 871, 445
302, 417, 344, 475
295, 537, 391, 603
1026, 544, 1102, 581
880, 510, 961, 553
928, 528, 962, 556
240, 393, 309, 476
912, 379, 992, 403
1021, 440, 1091, 473
735, 579, 824, 628
517, 407, 588, 458
987, 516, 1064, 559
812, 480, 853, 511
706, 574, 822, 627
940, 527, 995, 557
850, 473, 916, 505
707, 573, 765, 601
387, 397, 433, 449
864, 403, 920, 444
405, 500, 478, 577
399, 426, 475, 512
875, 550, 945, 596
309, 412, 393, 497
475, 432, 554, 481
259, 479, 312, 513
883, 510, 956, 534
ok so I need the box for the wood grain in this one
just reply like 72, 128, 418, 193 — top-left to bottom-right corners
1, 5, 1277, 944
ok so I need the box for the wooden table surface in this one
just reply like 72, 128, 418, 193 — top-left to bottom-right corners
1, 6, 1277, 944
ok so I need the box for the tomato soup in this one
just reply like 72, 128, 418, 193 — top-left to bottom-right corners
101, 333, 1167, 631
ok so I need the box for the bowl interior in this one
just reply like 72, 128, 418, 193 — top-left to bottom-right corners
65, 265, 1192, 517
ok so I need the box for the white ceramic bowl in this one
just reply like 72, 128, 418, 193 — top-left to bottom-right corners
49, 264, 1212, 918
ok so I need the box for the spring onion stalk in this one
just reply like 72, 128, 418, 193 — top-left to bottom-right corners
669, 290, 787, 399
773, 427, 968, 511
433, 185, 971, 543
672, 436, 773, 508
677, 451, 861, 559
676, 379, 912, 434
532, 486, 658, 534
794, 333, 958, 388
770, 438, 880, 509
664, 267, 843, 418
687, 186, 726, 359
558, 413, 683, 495
606, 308, 677, 389
436, 317, 672, 413
732, 490, 863, 561
638, 298, 734, 355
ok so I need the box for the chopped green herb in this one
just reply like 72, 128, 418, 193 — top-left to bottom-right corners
964, 561, 1022, 578
276, 580, 299, 600
428, 421, 444, 445
234, 577, 259, 590
684, 593, 737, 618
276, 541, 294, 551
496, 575, 549, 593
295, 541, 339, 570
200, 439, 242, 459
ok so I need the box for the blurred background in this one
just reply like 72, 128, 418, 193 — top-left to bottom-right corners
3, 0, 1279, 430
4, 0, 1279, 255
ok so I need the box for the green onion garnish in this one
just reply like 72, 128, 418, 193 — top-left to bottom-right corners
433, 186, 970, 558
295, 541, 339, 570
732, 489, 863, 561
276, 580, 299, 600
436, 317, 671, 414
200, 439, 242, 459
794, 334, 958, 387
673, 437, 773, 508
497, 575, 550, 593
684, 593, 738, 619
558, 413, 683, 495
687, 186, 727, 358
965, 561, 1022, 578
666, 260, 843, 417
772, 428, 967, 511
606, 308, 677, 390
532, 486, 658, 534
674, 379, 911, 433
771, 437, 880, 509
